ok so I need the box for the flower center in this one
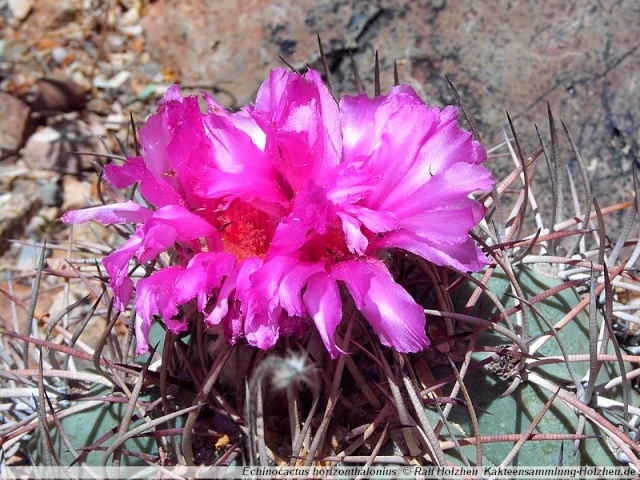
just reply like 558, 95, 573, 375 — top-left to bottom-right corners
301, 221, 353, 266
216, 200, 275, 261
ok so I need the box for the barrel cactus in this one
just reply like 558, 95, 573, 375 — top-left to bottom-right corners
2, 55, 639, 477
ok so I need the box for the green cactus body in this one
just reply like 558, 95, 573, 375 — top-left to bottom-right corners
443, 265, 636, 466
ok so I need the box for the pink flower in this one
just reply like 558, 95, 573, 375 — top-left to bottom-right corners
62, 68, 492, 357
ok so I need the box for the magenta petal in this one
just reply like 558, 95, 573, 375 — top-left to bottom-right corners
244, 294, 280, 350
245, 316, 279, 350
376, 229, 488, 271
175, 252, 236, 310
198, 169, 288, 207
337, 205, 398, 254
380, 107, 487, 207
243, 258, 302, 350
134, 313, 151, 355
113, 276, 134, 312
197, 112, 288, 206
278, 261, 325, 317
330, 261, 372, 310
152, 205, 217, 241
253, 256, 324, 317
222, 303, 243, 342
61, 201, 152, 225
138, 85, 194, 179
134, 266, 186, 355
268, 184, 338, 258
164, 316, 189, 337
340, 86, 437, 204
102, 235, 143, 310
396, 201, 485, 244
326, 163, 377, 203
205, 273, 236, 327
382, 162, 494, 217
103, 159, 142, 188
206, 257, 262, 328
303, 272, 345, 359
229, 257, 262, 328
343, 204, 398, 233
418, 105, 488, 170
333, 259, 430, 352
136, 221, 178, 263
336, 212, 368, 255
339, 92, 388, 157
202, 90, 267, 148
104, 157, 184, 208
358, 264, 430, 352
252, 68, 342, 190
135, 267, 185, 334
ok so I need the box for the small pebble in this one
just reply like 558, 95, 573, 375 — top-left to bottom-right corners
51, 47, 69, 65
15, 242, 40, 271
7, 0, 33, 21
37, 181, 63, 207
0, 39, 28, 63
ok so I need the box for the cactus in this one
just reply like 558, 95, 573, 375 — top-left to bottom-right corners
2, 61, 639, 476
444, 265, 636, 466
429, 108, 640, 467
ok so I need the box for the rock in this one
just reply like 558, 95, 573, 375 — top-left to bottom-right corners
22, 123, 96, 174
8, 0, 34, 21
22, 126, 61, 170
15, 241, 41, 271
25, 205, 60, 237
61, 175, 92, 211
0, 180, 42, 255
23, 0, 82, 35
51, 47, 69, 64
93, 71, 131, 90
0, 279, 48, 330
143, 0, 380, 107
36, 180, 63, 206
0, 92, 32, 155
0, 38, 28, 63
25, 77, 88, 114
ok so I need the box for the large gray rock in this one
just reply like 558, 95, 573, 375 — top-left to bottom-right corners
142, 0, 380, 106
